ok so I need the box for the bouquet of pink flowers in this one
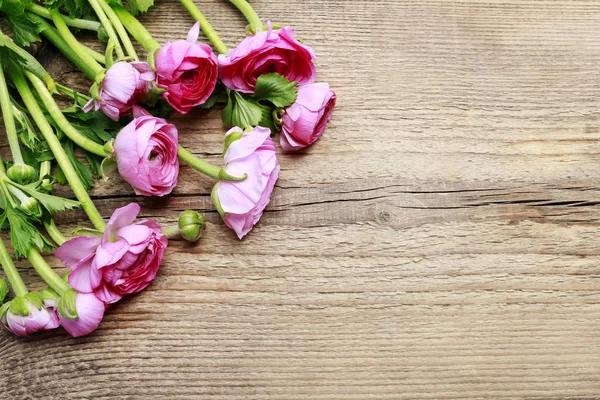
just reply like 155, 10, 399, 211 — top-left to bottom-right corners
0, 0, 335, 337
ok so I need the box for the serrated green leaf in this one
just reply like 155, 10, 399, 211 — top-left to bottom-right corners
252, 73, 298, 108
123, 0, 154, 15
5, 206, 54, 258
232, 91, 262, 129
258, 103, 276, 133
7, 181, 80, 213
4, 14, 42, 47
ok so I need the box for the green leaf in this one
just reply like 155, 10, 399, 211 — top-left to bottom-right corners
4, 207, 54, 258
7, 181, 80, 213
258, 103, 276, 133
232, 91, 262, 129
123, 0, 154, 15
4, 14, 42, 47
0, 279, 8, 303
62, 141, 95, 190
221, 89, 233, 127
252, 73, 298, 108
0, 33, 54, 90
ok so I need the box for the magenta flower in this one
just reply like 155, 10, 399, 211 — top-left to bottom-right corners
218, 24, 316, 94
84, 61, 155, 121
114, 107, 179, 197
213, 127, 280, 239
58, 292, 106, 338
1, 298, 59, 337
155, 22, 219, 114
55, 203, 168, 304
280, 83, 336, 151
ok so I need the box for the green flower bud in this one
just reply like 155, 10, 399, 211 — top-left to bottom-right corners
178, 210, 205, 243
7, 164, 36, 184
58, 288, 78, 320
19, 196, 42, 217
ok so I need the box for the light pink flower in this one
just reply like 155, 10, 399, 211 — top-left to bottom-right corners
114, 107, 179, 196
213, 127, 279, 239
218, 24, 316, 94
155, 22, 219, 114
1, 299, 59, 337
58, 293, 106, 338
280, 83, 336, 151
84, 62, 155, 121
56, 203, 168, 304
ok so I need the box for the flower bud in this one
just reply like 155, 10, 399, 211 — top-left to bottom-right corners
178, 210, 205, 242
1, 293, 60, 337
7, 164, 36, 184
19, 196, 41, 217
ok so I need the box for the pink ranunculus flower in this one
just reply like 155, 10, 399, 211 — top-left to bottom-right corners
1, 298, 59, 337
280, 82, 336, 151
84, 61, 155, 121
55, 203, 168, 304
114, 107, 179, 197
58, 292, 106, 338
218, 23, 316, 94
155, 22, 219, 114
213, 126, 280, 239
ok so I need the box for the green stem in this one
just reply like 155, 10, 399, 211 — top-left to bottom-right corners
228, 0, 263, 33
45, 220, 67, 246
162, 225, 181, 239
27, 72, 109, 157
85, 46, 106, 65
26, 4, 101, 31
49, 9, 104, 77
55, 83, 91, 106
88, 0, 125, 59
0, 61, 24, 165
10, 66, 106, 232
178, 0, 228, 54
111, 4, 161, 53
28, 14, 99, 80
178, 145, 222, 180
0, 237, 28, 297
98, 0, 138, 60
178, 145, 246, 181
27, 248, 71, 296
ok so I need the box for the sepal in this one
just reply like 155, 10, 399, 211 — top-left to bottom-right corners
211, 183, 226, 216
58, 288, 78, 320
9, 296, 31, 317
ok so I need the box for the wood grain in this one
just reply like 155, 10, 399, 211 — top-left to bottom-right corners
3, 0, 600, 398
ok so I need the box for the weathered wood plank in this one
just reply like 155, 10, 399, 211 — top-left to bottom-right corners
2, 0, 600, 399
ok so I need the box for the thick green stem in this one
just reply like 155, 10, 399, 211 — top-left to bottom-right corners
27, 72, 109, 157
49, 9, 104, 77
45, 220, 66, 246
178, 0, 228, 54
228, 0, 263, 32
111, 4, 160, 53
10, 66, 106, 232
0, 237, 28, 297
178, 145, 246, 181
85, 46, 106, 65
27, 4, 101, 31
162, 225, 181, 239
28, 14, 99, 80
27, 248, 71, 296
98, 0, 138, 60
88, 0, 125, 59
0, 62, 24, 165
178, 146, 222, 180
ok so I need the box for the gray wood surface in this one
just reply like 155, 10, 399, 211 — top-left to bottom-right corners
2, 0, 600, 398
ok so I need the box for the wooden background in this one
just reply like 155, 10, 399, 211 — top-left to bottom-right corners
3, 0, 600, 398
